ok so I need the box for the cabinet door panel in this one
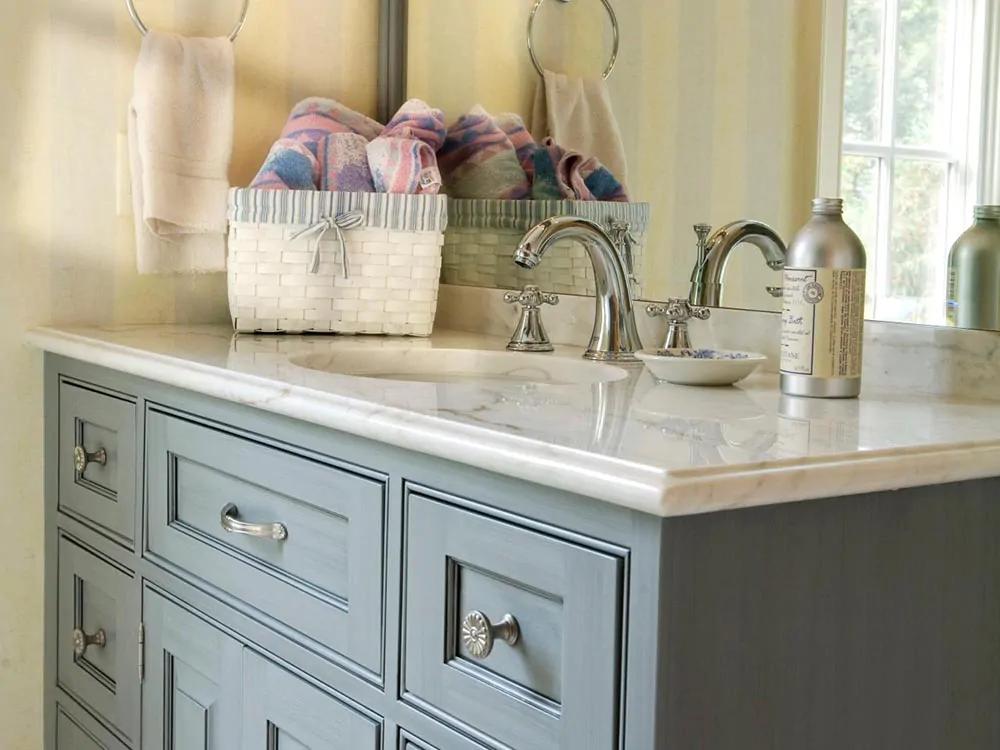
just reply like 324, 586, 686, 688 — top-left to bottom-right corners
56, 535, 139, 743
142, 589, 243, 750
242, 651, 380, 750
55, 701, 128, 750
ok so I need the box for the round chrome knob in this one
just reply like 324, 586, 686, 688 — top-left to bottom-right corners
460, 611, 519, 660
74, 446, 107, 473
72, 628, 107, 658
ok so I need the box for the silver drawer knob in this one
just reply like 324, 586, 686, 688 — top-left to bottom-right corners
72, 627, 107, 658
461, 611, 520, 660
74, 446, 107, 473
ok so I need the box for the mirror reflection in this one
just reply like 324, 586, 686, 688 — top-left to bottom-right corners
403, 0, 1000, 330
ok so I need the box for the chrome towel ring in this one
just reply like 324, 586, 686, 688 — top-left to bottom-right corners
126, 0, 250, 42
527, 0, 620, 80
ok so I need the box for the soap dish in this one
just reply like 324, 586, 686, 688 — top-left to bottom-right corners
636, 349, 767, 386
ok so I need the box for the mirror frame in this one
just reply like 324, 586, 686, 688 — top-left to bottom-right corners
377, 0, 408, 123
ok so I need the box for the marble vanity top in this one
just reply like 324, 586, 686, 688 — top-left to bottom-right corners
27, 324, 1000, 517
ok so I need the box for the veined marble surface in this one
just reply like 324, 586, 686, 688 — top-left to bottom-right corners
27, 324, 1000, 517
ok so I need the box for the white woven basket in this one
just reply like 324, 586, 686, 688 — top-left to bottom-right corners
227, 189, 448, 336
441, 199, 650, 297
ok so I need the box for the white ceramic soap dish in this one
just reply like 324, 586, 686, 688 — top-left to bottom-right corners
636, 349, 767, 386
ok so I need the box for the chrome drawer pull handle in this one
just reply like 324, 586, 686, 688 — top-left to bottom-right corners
220, 503, 288, 541
461, 611, 520, 660
73, 446, 107, 472
72, 628, 107, 658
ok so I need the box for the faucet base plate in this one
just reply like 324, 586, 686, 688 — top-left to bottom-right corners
507, 341, 555, 354
584, 350, 642, 365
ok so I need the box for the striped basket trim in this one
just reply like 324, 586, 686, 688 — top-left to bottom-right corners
448, 198, 650, 232
228, 188, 448, 232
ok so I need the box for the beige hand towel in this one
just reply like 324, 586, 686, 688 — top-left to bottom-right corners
129, 31, 234, 274
531, 69, 629, 192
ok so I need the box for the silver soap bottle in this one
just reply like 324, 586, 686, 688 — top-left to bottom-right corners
946, 205, 1000, 330
780, 198, 867, 399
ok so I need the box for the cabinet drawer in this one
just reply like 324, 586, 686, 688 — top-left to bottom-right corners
243, 651, 382, 749
56, 700, 129, 750
56, 534, 139, 744
403, 494, 624, 750
145, 410, 387, 677
58, 381, 137, 545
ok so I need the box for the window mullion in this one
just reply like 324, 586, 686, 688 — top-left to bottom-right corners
880, 0, 900, 148
873, 0, 900, 318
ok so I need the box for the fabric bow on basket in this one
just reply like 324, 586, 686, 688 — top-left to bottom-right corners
288, 209, 366, 277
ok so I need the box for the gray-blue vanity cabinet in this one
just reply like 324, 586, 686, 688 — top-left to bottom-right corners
45, 354, 1000, 750
56, 533, 140, 745
144, 408, 387, 679
141, 589, 243, 750
402, 492, 623, 750
242, 651, 383, 749
58, 380, 137, 546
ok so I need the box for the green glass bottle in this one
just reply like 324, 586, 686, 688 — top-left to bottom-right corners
947, 206, 1000, 330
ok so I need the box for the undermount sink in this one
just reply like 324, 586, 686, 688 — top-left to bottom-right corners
289, 348, 628, 386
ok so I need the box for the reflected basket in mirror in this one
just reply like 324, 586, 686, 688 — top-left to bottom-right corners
442, 200, 650, 298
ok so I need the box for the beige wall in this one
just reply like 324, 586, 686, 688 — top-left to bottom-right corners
0, 1, 378, 746
408, 0, 824, 310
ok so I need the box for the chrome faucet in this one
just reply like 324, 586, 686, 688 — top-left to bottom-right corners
515, 216, 643, 363
689, 220, 787, 307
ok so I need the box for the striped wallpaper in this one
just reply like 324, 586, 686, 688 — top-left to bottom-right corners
0, 1, 379, 746
407, 0, 824, 311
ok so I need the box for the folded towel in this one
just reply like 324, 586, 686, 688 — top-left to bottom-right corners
495, 112, 539, 183
438, 106, 530, 200
367, 137, 442, 194
533, 139, 628, 202
280, 97, 384, 146
530, 148, 563, 201
365, 99, 446, 195
322, 133, 375, 192
250, 139, 320, 190
383, 99, 447, 148
531, 70, 629, 197
129, 30, 234, 274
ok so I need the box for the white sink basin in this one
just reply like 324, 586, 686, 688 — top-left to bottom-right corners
289, 349, 628, 386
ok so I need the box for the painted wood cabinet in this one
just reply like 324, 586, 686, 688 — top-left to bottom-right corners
43, 356, 1000, 750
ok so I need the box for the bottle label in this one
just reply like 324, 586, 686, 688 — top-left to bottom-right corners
781, 268, 866, 378
946, 267, 957, 326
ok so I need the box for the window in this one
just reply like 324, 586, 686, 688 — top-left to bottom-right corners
820, 0, 1000, 325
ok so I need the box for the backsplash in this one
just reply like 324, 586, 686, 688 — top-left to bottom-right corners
437, 284, 1000, 401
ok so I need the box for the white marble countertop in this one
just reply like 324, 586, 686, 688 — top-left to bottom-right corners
27, 324, 1000, 517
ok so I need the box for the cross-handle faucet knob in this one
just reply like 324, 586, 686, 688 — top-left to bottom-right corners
694, 223, 713, 249
504, 285, 559, 310
504, 285, 559, 353
647, 299, 712, 323
647, 299, 712, 351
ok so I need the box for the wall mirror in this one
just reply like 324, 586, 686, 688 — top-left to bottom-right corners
382, 0, 1000, 330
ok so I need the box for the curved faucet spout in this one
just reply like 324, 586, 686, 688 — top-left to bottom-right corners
690, 220, 787, 307
515, 216, 643, 363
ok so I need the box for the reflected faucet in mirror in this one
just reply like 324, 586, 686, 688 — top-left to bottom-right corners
515, 216, 643, 363
688, 221, 788, 307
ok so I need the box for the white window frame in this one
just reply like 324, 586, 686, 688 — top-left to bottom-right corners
818, 0, 1000, 322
